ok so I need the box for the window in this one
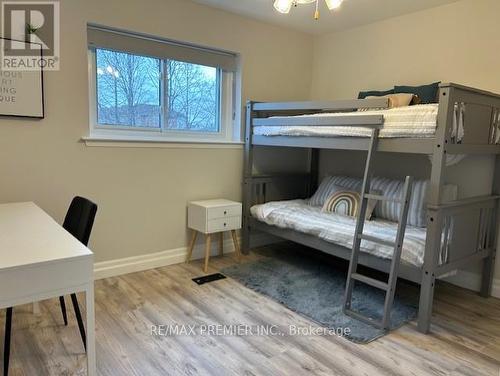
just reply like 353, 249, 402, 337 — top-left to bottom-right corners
87, 25, 240, 143
96, 49, 161, 128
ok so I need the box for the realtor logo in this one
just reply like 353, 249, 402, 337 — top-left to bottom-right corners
1, 1, 60, 70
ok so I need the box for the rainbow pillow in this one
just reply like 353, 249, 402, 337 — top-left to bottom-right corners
322, 190, 378, 220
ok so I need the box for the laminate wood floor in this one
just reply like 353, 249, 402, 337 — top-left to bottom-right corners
1, 247, 500, 376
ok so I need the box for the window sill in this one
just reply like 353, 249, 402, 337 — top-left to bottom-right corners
81, 136, 244, 149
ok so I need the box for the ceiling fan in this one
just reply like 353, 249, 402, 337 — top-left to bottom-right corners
273, 0, 344, 20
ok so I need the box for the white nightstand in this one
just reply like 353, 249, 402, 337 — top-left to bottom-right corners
187, 199, 242, 273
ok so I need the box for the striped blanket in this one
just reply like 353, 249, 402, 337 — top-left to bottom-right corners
251, 200, 427, 267
253, 104, 439, 139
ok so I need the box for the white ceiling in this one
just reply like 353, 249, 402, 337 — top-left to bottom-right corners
192, 0, 460, 34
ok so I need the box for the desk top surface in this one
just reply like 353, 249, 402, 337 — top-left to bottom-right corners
0, 202, 93, 271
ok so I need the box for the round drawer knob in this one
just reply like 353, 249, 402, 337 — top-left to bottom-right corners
224, 223, 227, 226
224, 211, 227, 215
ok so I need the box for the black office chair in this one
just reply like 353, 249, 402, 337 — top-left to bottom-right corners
3, 197, 97, 376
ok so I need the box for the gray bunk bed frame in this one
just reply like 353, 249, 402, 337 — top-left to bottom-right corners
242, 83, 500, 334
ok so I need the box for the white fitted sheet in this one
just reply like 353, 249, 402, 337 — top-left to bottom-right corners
251, 200, 427, 267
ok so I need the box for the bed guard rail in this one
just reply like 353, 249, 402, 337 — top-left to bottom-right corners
430, 194, 499, 276
251, 98, 389, 112
244, 173, 312, 205
248, 98, 388, 129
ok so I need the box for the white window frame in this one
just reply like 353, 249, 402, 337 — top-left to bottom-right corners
87, 48, 238, 144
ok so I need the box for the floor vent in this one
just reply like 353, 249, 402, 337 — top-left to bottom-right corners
192, 273, 227, 285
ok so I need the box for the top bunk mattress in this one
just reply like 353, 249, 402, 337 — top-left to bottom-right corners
253, 104, 439, 139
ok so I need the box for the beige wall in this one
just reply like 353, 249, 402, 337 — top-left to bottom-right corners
310, 0, 500, 286
0, 0, 313, 262
311, 0, 500, 100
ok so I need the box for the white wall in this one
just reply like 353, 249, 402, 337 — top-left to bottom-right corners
310, 0, 500, 290
0, 0, 312, 262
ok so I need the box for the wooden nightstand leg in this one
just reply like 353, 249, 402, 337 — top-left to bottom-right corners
204, 234, 211, 273
186, 230, 198, 263
231, 230, 242, 262
219, 232, 224, 256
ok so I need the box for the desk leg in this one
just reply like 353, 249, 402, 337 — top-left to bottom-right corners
85, 283, 96, 376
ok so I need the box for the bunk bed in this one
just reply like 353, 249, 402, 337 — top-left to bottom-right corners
242, 83, 500, 334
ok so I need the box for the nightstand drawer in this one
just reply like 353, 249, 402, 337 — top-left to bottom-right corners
207, 204, 242, 220
188, 199, 242, 234
207, 216, 241, 233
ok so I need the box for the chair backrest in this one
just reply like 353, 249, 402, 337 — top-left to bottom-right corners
63, 196, 98, 246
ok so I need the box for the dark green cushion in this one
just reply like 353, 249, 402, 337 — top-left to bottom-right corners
394, 82, 441, 104
357, 88, 394, 99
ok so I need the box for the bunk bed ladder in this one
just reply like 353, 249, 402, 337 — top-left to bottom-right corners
343, 130, 414, 331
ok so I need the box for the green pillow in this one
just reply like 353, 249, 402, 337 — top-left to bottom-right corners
358, 88, 394, 99
394, 82, 441, 104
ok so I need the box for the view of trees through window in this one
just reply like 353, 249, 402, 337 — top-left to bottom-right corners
96, 48, 219, 132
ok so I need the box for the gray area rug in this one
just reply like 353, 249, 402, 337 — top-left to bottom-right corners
222, 247, 418, 343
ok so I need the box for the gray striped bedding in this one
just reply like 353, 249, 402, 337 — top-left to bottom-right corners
372, 177, 428, 227
309, 176, 362, 206
309, 176, 453, 227
251, 200, 427, 266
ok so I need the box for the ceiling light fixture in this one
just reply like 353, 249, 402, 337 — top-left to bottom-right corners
273, 0, 344, 20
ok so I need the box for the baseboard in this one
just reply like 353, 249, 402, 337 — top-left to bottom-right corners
94, 236, 238, 280
442, 270, 500, 298
94, 237, 500, 299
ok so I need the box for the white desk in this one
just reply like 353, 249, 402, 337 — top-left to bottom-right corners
0, 202, 95, 375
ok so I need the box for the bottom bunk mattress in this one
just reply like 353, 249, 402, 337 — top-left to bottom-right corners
251, 200, 427, 267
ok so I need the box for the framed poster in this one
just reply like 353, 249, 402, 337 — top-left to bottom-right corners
0, 37, 44, 119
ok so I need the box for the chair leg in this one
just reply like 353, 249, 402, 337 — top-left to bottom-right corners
59, 296, 68, 326
4, 307, 12, 376
70, 294, 87, 352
